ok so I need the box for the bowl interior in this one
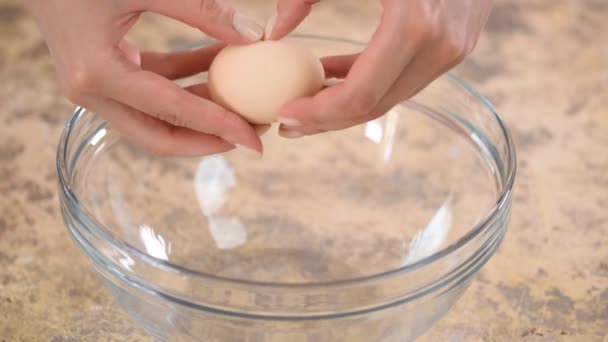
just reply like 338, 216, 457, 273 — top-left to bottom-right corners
66, 37, 503, 284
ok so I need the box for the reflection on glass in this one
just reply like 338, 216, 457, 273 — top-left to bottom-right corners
382, 108, 399, 162
119, 252, 135, 271
109, 174, 137, 241
403, 197, 453, 265
194, 155, 236, 216
208, 216, 247, 249
365, 108, 400, 162
194, 155, 247, 250
90, 128, 107, 146
365, 119, 383, 144
103, 246, 135, 271
139, 224, 170, 260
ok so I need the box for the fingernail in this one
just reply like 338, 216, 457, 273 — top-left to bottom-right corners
236, 144, 263, 158
323, 78, 343, 87
277, 117, 301, 127
233, 13, 264, 42
264, 12, 277, 40
279, 130, 304, 139
255, 125, 271, 136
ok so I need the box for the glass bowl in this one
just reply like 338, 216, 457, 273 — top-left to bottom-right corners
57, 35, 516, 341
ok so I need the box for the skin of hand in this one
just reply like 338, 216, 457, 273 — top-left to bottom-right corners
24, 0, 267, 157
265, 0, 494, 138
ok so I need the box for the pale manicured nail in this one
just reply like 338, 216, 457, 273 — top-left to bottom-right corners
235, 144, 262, 158
233, 13, 264, 41
323, 78, 343, 87
277, 117, 301, 127
264, 12, 277, 40
279, 130, 304, 139
255, 125, 271, 136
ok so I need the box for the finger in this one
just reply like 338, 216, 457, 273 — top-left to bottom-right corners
86, 96, 234, 157
278, 124, 320, 139
295, 53, 442, 133
142, 0, 263, 43
187, 83, 271, 137
372, 46, 465, 115
278, 114, 369, 138
265, 0, 321, 40
255, 124, 271, 136
321, 54, 358, 79
289, 54, 449, 135
141, 43, 225, 80
185, 82, 212, 99
278, 52, 396, 136
278, 0, 421, 125
98, 63, 263, 155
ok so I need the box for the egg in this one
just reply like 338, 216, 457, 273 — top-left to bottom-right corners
208, 40, 324, 124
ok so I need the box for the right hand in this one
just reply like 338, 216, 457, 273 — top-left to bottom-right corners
266, 0, 491, 138
24, 0, 266, 157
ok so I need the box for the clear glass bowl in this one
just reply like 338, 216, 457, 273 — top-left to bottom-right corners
57, 36, 516, 341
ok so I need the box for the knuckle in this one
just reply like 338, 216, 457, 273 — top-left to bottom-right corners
417, 22, 440, 45
154, 110, 188, 127
200, 0, 220, 13
412, 0, 442, 42
61, 64, 98, 103
443, 33, 469, 62
199, 0, 229, 19
404, 18, 437, 49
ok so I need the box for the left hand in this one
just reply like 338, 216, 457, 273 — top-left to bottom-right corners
25, 0, 266, 157
265, 0, 493, 138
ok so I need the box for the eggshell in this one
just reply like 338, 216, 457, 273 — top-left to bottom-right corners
208, 40, 324, 124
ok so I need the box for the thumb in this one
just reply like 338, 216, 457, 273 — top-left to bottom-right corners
144, 0, 264, 43
265, 0, 320, 40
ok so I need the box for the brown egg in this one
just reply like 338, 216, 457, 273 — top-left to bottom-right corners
208, 40, 324, 124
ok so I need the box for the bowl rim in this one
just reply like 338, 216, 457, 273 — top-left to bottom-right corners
56, 34, 516, 289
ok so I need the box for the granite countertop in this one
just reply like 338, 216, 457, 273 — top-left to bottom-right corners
1, 0, 607, 340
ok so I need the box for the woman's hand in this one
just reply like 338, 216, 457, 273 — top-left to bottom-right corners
25, 0, 266, 156
266, 0, 493, 138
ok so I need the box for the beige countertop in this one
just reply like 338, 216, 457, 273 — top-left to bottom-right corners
1, 0, 607, 340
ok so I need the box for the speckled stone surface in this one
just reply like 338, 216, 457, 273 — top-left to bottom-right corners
0, 0, 607, 340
